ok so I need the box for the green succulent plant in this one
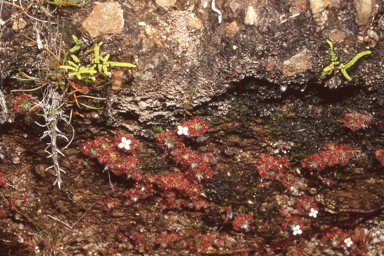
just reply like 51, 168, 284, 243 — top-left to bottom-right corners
60, 35, 136, 81
322, 39, 371, 81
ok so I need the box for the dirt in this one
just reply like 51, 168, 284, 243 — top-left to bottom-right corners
0, 80, 384, 255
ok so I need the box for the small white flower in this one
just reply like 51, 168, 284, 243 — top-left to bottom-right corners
177, 126, 188, 136
118, 137, 131, 150
309, 208, 318, 218
344, 238, 353, 247
292, 225, 302, 235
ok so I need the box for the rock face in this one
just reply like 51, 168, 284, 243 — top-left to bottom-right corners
100, 0, 382, 127
1, 0, 383, 127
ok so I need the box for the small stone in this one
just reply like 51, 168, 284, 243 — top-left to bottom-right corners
367, 29, 379, 41
309, 188, 318, 195
12, 156, 21, 165
265, 58, 276, 72
225, 21, 239, 37
155, 0, 176, 10
35, 164, 47, 178
188, 17, 203, 30
328, 29, 346, 43
228, 0, 240, 16
328, 0, 341, 8
91, 111, 99, 119
18, 18, 27, 30
309, 0, 329, 15
12, 21, 18, 31
280, 48, 312, 76
112, 71, 124, 90
325, 75, 341, 89
81, 2, 124, 38
244, 6, 257, 25
354, 0, 373, 26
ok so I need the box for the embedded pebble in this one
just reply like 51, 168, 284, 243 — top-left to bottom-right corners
244, 6, 257, 25
354, 0, 373, 26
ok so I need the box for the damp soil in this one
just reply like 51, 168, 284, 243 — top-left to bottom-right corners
1, 78, 384, 255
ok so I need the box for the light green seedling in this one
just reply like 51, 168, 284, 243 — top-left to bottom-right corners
60, 35, 136, 80
322, 39, 371, 81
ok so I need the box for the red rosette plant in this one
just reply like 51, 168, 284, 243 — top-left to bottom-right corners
232, 212, 255, 231
296, 196, 318, 215
157, 132, 181, 152
301, 143, 353, 171
343, 111, 373, 131
100, 198, 120, 212
177, 117, 209, 137
155, 232, 181, 248
321, 227, 346, 248
10, 195, 28, 210
281, 215, 307, 232
0, 172, 6, 186
81, 135, 141, 179
0, 206, 6, 218
12, 94, 40, 115
375, 149, 384, 166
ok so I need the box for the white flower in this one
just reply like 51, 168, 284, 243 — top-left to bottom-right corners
309, 208, 318, 218
292, 225, 302, 235
118, 137, 131, 150
344, 238, 353, 247
177, 126, 188, 136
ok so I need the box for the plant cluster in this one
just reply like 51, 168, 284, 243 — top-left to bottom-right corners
175, 117, 209, 137
81, 118, 214, 211
374, 149, 384, 166
232, 212, 255, 231
322, 39, 371, 81
0, 171, 6, 218
0, 172, 6, 186
281, 215, 309, 234
99, 198, 120, 212
295, 196, 318, 216
60, 35, 136, 81
343, 111, 373, 131
155, 231, 181, 248
124, 182, 154, 206
55, 35, 135, 121
0, 206, 5, 218
82, 135, 140, 178
187, 230, 227, 254
321, 226, 368, 254
12, 94, 40, 115
8, 33, 137, 189
10, 195, 28, 210
128, 227, 148, 253
284, 243, 303, 256
255, 153, 299, 188
301, 143, 354, 171
73, 158, 94, 170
